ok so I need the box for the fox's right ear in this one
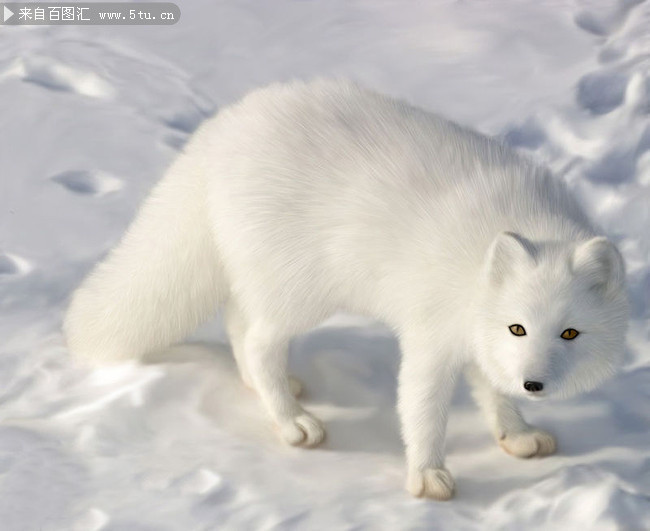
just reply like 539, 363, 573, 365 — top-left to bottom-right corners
484, 232, 537, 285
572, 237, 625, 295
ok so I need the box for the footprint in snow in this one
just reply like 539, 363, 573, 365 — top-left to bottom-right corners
598, 43, 628, 63
573, 0, 645, 37
160, 105, 210, 151
0, 253, 32, 277
161, 104, 214, 150
51, 170, 124, 197
6, 56, 116, 99
163, 106, 206, 134
577, 70, 629, 115
163, 132, 189, 150
502, 117, 547, 150
585, 123, 650, 183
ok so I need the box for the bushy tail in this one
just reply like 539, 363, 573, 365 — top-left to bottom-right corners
64, 155, 227, 364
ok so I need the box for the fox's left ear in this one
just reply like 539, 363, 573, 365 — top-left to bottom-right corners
484, 231, 537, 285
572, 237, 625, 294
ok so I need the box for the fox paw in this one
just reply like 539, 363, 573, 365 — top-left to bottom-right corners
278, 411, 325, 448
406, 467, 455, 500
499, 428, 556, 458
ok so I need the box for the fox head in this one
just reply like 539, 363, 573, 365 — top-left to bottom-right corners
472, 232, 629, 399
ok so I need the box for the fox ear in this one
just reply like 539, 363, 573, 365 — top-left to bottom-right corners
572, 237, 625, 294
485, 232, 536, 285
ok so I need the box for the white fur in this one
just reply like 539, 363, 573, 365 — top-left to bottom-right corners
64, 80, 629, 500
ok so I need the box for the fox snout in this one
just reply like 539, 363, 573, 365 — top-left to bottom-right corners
523, 380, 544, 393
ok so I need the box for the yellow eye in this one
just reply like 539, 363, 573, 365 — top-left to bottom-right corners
509, 324, 526, 336
561, 328, 580, 340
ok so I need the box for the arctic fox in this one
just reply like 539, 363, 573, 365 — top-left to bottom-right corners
64, 80, 628, 500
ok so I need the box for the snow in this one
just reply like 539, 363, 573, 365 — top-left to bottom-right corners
1, 0, 649, 528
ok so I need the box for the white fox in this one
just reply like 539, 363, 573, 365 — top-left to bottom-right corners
64, 80, 629, 500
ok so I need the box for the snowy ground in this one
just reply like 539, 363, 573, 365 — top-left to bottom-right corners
1, 0, 649, 529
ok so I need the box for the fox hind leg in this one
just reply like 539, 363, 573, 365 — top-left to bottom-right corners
224, 300, 303, 397
244, 320, 324, 447
224, 300, 253, 387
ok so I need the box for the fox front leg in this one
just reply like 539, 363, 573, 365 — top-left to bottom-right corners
397, 333, 460, 500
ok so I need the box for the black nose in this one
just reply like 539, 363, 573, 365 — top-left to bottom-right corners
524, 381, 544, 393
